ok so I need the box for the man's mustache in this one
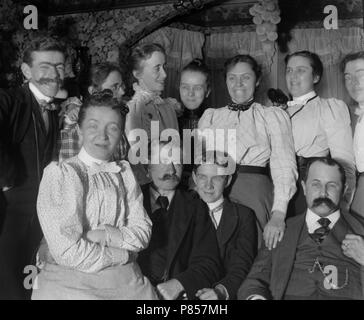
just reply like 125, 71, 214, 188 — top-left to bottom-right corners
312, 197, 336, 209
36, 77, 63, 86
161, 174, 180, 182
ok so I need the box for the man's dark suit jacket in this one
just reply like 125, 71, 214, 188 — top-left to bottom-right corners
0, 84, 59, 299
138, 185, 223, 299
238, 211, 364, 300
216, 200, 258, 299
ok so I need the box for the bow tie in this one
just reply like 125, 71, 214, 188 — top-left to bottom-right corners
227, 100, 254, 112
38, 100, 58, 113
88, 161, 121, 175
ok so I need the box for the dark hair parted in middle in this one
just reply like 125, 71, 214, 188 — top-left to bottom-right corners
284, 50, 324, 83
88, 62, 124, 91
302, 157, 346, 188
129, 43, 166, 73
224, 54, 262, 82
181, 58, 211, 89
78, 89, 129, 127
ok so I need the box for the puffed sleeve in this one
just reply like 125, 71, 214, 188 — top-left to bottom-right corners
265, 107, 298, 214
321, 98, 356, 207
103, 161, 152, 252
198, 108, 216, 129
37, 162, 129, 273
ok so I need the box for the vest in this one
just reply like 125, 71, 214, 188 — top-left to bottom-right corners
284, 219, 363, 300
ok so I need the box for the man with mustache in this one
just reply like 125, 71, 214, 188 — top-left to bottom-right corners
0, 35, 66, 299
238, 157, 364, 300
137, 139, 222, 300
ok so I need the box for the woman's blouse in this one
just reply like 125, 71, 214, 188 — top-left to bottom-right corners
37, 148, 152, 273
287, 95, 356, 206
125, 83, 181, 141
198, 102, 298, 214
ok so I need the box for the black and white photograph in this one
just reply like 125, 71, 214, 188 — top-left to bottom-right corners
1, 0, 364, 307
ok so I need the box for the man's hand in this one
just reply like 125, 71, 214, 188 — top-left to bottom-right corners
264, 210, 286, 250
195, 288, 219, 300
156, 279, 184, 300
342, 234, 364, 265
85, 230, 107, 246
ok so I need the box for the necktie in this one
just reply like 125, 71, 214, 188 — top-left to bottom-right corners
38, 100, 58, 112
38, 100, 57, 132
227, 99, 255, 112
209, 202, 224, 229
88, 162, 122, 175
310, 217, 331, 244
157, 196, 169, 210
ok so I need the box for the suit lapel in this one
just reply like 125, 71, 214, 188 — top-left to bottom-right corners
272, 213, 306, 299
217, 201, 238, 257
165, 190, 193, 274
25, 84, 47, 137
141, 184, 152, 218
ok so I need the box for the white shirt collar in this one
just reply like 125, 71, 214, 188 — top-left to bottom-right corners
78, 147, 108, 166
206, 197, 224, 211
28, 82, 53, 103
292, 91, 316, 104
305, 208, 341, 233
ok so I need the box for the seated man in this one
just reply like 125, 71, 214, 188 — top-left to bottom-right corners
193, 151, 258, 300
238, 157, 364, 300
137, 140, 222, 300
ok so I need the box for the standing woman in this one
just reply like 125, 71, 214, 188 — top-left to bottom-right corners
285, 51, 355, 214
341, 51, 364, 217
33, 91, 157, 300
199, 55, 297, 250
179, 59, 211, 188
125, 43, 181, 185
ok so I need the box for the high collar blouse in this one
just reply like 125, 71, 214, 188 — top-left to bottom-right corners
198, 102, 298, 214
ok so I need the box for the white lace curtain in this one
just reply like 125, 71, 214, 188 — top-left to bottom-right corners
137, 26, 364, 109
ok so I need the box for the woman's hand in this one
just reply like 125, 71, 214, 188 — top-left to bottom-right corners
86, 230, 107, 246
264, 210, 286, 250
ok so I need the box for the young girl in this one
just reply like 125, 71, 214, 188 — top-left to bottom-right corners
178, 59, 211, 189
32, 91, 157, 300
58, 62, 127, 162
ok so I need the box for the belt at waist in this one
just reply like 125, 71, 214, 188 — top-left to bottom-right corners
237, 165, 269, 176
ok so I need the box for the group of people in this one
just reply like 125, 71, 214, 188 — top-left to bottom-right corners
1, 34, 364, 300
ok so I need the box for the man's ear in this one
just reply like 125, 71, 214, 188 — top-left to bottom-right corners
343, 183, 348, 196
255, 78, 261, 88
192, 170, 197, 185
132, 69, 140, 81
21, 62, 32, 80
205, 88, 211, 99
301, 180, 307, 196
225, 175, 232, 188
88, 86, 95, 95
